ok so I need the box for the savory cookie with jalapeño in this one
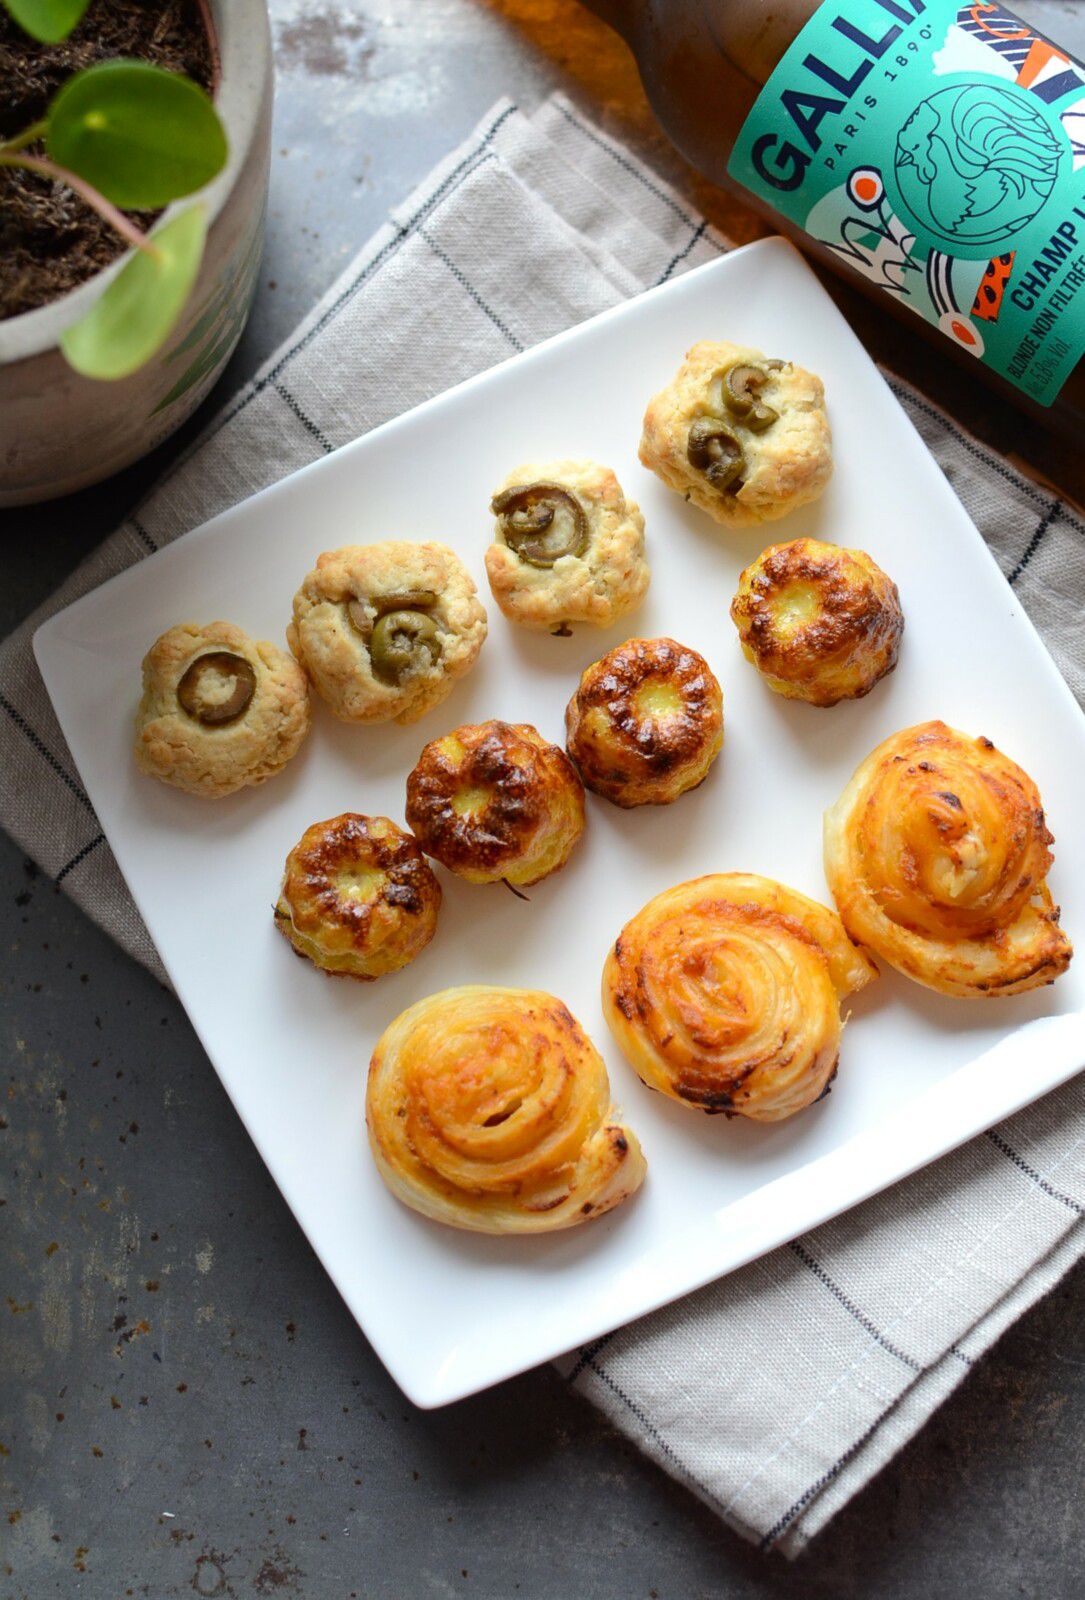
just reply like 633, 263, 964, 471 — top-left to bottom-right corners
639, 341, 832, 528
134, 620, 311, 798
486, 458, 649, 635
288, 541, 486, 725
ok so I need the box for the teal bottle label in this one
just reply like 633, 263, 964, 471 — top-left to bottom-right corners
728, 1, 1085, 405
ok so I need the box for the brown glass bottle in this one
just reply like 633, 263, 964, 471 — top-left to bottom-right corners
581, 0, 1085, 435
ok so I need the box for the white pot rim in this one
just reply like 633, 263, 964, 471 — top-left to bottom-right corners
0, 0, 271, 366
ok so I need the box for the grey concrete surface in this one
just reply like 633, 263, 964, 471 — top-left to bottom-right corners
3, 2, 1085, 1595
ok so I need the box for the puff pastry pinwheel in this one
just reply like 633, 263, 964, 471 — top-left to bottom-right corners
288, 541, 487, 725
276, 814, 441, 980
406, 720, 586, 887
731, 538, 903, 707
485, 459, 650, 634
824, 722, 1073, 998
366, 985, 647, 1233
603, 873, 876, 1120
565, 636, 723, 807
134, 621, 311, 798
639, 341, 832, 529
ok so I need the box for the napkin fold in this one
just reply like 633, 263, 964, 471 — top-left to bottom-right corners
3, 94, 1084, 1556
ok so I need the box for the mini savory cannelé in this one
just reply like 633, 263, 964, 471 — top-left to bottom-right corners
134, 621, 311, 798
485, 459, 649, 634
731, 537, 903, 706
366, 985, 646, 1233
288, 541, 486, 725
603, 873, 876, 1121
564, 636, 723, 807
639, 341, 832, 528
824, 722, 1073, 997
406, 720, 586, 887
275, 814, 441, 980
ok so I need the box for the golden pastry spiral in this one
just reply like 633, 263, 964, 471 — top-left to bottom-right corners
824, 721, 1072, 997
366, 986, 646, 1233
602, 874, 876, 1121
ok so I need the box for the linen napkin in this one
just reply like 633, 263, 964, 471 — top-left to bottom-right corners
3, 93, 1084, 1556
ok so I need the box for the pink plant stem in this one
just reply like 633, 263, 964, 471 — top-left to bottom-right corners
0, 152, 161, 258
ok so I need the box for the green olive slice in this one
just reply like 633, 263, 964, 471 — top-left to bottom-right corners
176, 651, 256, 726
369, 609, 441, 685
490, 482, 589, 568
686, 417, 746, 490
720, 362, 779, 432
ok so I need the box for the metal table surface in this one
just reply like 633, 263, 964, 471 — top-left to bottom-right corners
3, 3, 1084, 1595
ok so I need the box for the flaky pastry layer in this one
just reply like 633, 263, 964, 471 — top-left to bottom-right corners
366, 985, 646, 1233
603, 873, 876, 1121
824, 721, 1072, 997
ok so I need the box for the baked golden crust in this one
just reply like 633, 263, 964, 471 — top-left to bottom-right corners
485, 458, 650, 633
602, 874, 876, 1121
287, 541, 487, 725
639, 340, 832, 528
564, 636, 723, 807
133, 620, 311, 798
366, 985, 646, 1233
824, 722, 1073, 998
275, 814, 440, 980
731, 538, 903, 706
405, 720, 586, 886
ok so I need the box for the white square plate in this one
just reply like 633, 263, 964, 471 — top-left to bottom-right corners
35, 239, 1085, 1407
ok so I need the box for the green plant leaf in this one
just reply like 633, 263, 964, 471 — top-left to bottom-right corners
47, 62, 228, 209
2, 0, 91, 44
60, 205, 207, 381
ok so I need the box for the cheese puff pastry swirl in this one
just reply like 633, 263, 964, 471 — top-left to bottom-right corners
824, 722, 1073, 997
603, 874, 876, 1120
366, 986, 647, 1233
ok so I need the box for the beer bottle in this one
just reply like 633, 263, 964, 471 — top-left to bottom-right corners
582, 1, 1085, 431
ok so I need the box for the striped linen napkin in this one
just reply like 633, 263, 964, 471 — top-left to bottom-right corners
3, 94, 1083, 1556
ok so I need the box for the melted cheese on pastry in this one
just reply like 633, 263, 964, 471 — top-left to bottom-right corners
366, 985, 646, 1233
824, 721, 1072, 997
602, 873, 876, 1120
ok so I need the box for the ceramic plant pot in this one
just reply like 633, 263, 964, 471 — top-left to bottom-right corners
0, 0, 273, 507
